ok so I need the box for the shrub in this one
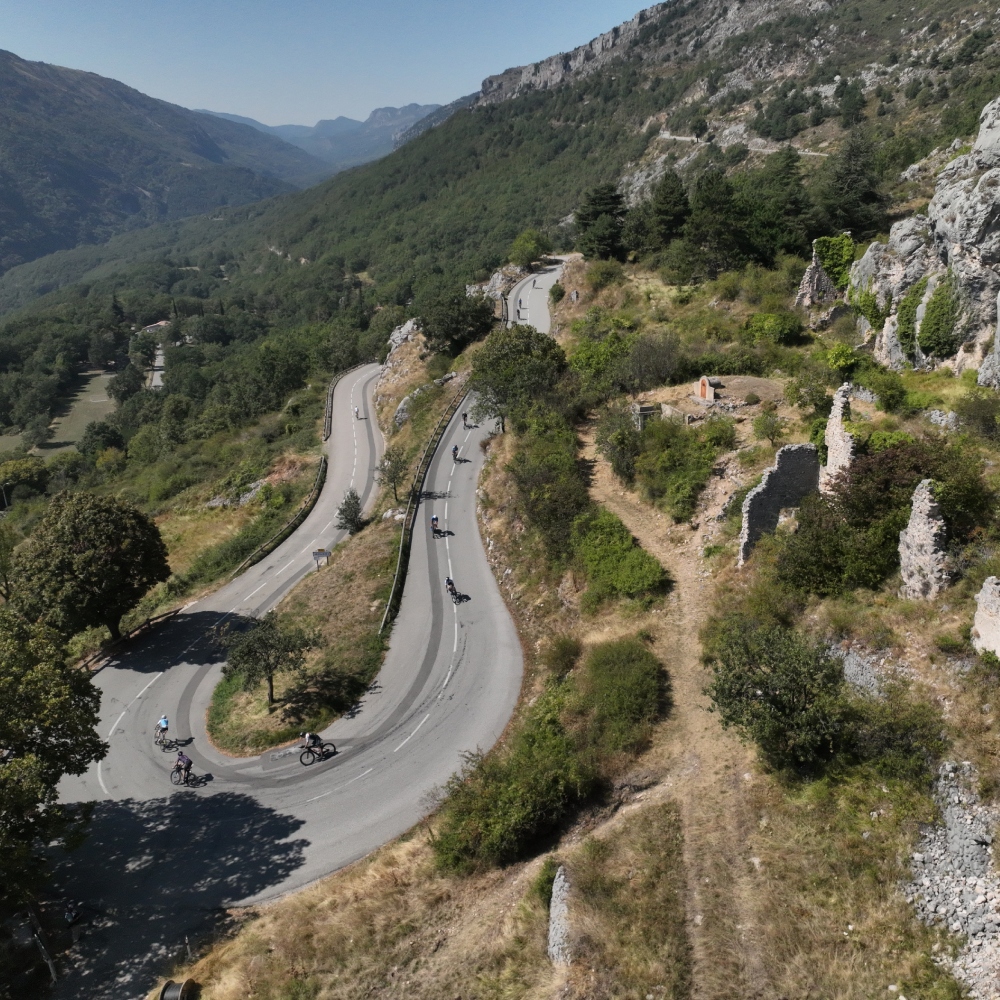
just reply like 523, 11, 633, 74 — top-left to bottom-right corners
433, 687, 592, 871
572, 508, 669, 603
813, 233, 855, 289
895, 277, 928, 356
587, 259, 626, 292
573, 637, 665, 756
867, 429, 915, 453
852, 287, 889, 330
595, 406, 642, 483
744, 391, 761, 405
706, 619, 846, 770
744, 311, 802, 345
753, 411, 787, 446
634, 417, 734, 520
543, 635, 582, 678
955, 386, 1000, 439
918, 274, 959, 358
856, 366, 907, 412
549, 281, 566, 304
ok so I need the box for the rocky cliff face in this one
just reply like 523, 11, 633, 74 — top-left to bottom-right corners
850, 97, 1000, 375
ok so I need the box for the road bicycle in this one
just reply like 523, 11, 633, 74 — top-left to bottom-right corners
170, 763, 193, 786
299, 742, 337, 766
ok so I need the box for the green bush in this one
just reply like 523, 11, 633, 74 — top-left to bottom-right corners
433, 635, 666, 871
855, 366, 907, 412
549, 282, 566, 304
895, 277, 928, 356
955, 386, 1000, 439
573, 637, 665, 756
587, 259, 626, 291
918, 274, 960, 357
572, 508, 669, 604
706, 619, 846, 770
743, 311, 802, 345
633, 417, 735, 520
595, 406, 642, 483
813, 234, 855, 289
852, 287, 890, 330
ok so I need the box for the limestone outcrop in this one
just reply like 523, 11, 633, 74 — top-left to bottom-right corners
819, 384, 854, 492
848, 96, 1000, 374
973, 576, 1000, 657
794, 243, 839, 309
898, 480, 952, 600
738, 444, 820, 566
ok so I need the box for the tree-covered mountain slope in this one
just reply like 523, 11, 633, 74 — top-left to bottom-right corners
1, 0, 997, 320
0, 49, 332, 276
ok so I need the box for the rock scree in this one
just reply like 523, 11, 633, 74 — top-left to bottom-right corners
907, 762, 1000, 999
737, 443, 819, 566
898, 479, 953, 600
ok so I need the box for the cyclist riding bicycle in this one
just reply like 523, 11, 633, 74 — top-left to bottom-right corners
430, 514, 439, 536
155, 715, 169, 739
175, 751, 192, 780
300, 731, 322, 749
445, 576, 457, 597
451, 445, 458, 462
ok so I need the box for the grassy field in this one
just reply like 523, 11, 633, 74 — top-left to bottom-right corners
42, 368, 115, 453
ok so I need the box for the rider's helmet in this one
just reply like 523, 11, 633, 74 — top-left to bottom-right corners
299, 731, 306, 737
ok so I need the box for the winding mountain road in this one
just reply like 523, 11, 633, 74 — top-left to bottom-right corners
506, 258, 566, 333
52, 363, 522, 998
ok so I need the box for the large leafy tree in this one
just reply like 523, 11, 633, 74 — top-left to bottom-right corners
12, 492, 170, 640
419, 293, 494, 356
220, 610, 318, 707
0, 610, 107, 905
508, 229, 553, 269
470, 324, 567, 432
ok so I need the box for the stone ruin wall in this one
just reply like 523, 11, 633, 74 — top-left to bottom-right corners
738, 444, 820, 566
819, 383, 855, 492
898, 479, 953, 600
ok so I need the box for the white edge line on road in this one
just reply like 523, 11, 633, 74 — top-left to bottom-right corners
394, 713, 430, 753
98, 670, 164, 798
304, 766, 375, 803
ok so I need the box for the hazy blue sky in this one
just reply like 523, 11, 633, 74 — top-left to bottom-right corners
2, 0, 645, 124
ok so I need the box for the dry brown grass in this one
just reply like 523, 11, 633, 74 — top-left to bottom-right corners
206, 519, 398, 755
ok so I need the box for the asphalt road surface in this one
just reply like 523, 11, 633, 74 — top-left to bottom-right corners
506, 259, 565, 333
50, 362, 523, 998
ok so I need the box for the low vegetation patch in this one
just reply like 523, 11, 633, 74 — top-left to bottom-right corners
433, 635, 668, 872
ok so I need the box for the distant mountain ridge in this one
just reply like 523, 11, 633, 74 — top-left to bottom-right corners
0, 48, 333, 276
197, 104, 441, 171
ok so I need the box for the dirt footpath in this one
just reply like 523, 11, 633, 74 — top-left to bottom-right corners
580, 429, 763, 998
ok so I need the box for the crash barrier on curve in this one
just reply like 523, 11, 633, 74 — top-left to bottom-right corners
379, 378, 470, 634
78, 607, 182, 673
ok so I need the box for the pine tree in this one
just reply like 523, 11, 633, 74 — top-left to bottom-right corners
651, 170, 690, 248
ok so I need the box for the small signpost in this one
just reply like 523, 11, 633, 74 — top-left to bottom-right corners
312, 549, 331, 568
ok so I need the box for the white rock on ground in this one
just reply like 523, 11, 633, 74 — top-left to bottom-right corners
819, 384, 854, 492
972, 576, 1000, 656
547, 865, 573, 967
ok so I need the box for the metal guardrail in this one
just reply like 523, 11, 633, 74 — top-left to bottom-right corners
230, 360, 372, 577
79, 607, 183, 673
379, 380, 470, 634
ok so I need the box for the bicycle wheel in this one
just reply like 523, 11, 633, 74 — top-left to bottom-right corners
321, 742, 336, 757
169, 768, 183, 785
299, 748, 318, 766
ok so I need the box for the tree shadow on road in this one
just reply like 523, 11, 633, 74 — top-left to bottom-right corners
101, 611, 234, 675
48, 792, 308, 999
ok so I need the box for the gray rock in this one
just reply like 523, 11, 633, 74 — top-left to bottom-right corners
794, 242, 839, 309
547, 865, 572, 967
973, 577, 1000, 656
926, 409, 960, 430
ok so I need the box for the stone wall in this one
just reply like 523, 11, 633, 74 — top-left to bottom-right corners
898, 479, 952, 600
738, 444, 820, 566
973, 576, 1000, 656
819, 383, 854, 492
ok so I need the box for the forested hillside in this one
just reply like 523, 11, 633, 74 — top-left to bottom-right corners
0, 49, 331, 276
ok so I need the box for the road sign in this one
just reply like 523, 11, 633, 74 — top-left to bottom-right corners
312, 549, 331, 567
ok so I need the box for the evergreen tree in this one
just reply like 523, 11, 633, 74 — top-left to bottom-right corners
651, 169, 690, 248
683, 169, 751, 277
817, 129, 887, 237
576, 184, 626, 260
